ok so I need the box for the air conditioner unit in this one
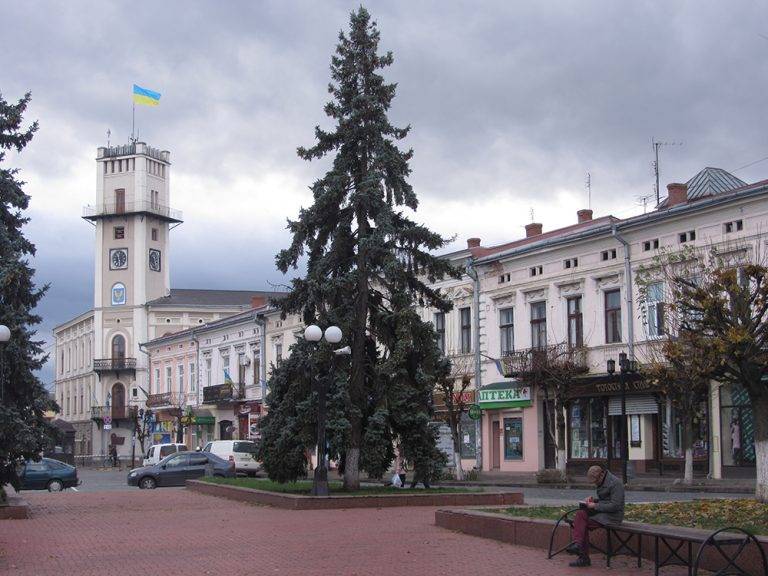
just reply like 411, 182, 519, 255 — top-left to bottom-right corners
240, 356, 251, 366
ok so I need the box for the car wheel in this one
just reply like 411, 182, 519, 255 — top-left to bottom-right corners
247, 471, 257, 478
139, 476, 157, 490
47, 479, 64, 492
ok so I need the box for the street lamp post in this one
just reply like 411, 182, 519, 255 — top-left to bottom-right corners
304, 324, 345, 497
0, 325, 9, 403
607, 352, 638, 484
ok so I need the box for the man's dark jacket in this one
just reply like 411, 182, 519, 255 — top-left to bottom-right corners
592, 470, 625, 524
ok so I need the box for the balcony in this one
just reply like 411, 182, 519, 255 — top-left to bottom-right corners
91, 405, 138, 421
82, 201, 183, 224
146, 392, 174, 408
93, 358, 137, 374
203, 383, 235, 404
501, 345, 589, 378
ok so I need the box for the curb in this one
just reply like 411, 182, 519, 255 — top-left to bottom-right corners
438, 481, 754, 494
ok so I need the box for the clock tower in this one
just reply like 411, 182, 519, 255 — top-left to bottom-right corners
84, 141, 181, 419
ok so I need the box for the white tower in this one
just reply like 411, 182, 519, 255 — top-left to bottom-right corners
83, 142, 181, 442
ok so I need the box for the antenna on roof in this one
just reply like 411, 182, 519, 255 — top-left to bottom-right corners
529, 207, 535, 223
585, 172, 592, 210
652, 139, 683, 205
636, 193, 655, 214
106, 128, 111, 148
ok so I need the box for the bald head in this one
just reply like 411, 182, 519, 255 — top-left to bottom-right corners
587, 466, 605, 485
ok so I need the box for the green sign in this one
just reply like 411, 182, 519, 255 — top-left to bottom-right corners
194, 416, 216, 425
478, 385, 532, 410
468, 404, 482, 420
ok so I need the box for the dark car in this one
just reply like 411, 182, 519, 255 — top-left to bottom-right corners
127, 451, 235, 489
18, 458, 80, 492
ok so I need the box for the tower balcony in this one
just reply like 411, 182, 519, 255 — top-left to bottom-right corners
93, 357, 137, 375
82, 201, 183, 224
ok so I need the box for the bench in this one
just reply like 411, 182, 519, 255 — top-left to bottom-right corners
547, 508, 768, 576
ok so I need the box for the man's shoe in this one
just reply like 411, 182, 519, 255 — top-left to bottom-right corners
569, 556, 591, 568
565, 543, 581, 555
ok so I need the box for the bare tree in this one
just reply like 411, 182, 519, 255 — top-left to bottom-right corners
503, 343, 588, 475
435, 354, 473, 480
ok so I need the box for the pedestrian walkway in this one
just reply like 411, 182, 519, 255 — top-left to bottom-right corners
0, 489, 691, 575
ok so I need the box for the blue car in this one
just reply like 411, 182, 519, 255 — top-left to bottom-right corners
18, 458, 80, 492
127, 451, 235, 489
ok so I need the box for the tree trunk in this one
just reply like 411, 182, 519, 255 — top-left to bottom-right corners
453, 450, 464, 480
555, 399, 567, 473
753, 395, 768, 502
344, 446, 360, 490
683, 417, 694, 484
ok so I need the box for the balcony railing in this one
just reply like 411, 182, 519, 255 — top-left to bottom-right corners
93, 358, 137, 373
146, 392, 173, 408
82, 201, 183, 223
203, 383, 235, 404
501, 345, 589, 378
91, 405, 138, 421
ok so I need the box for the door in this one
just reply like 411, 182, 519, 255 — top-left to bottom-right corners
492, 421, 501, 469
159, 453, 190, 486
186, 453, 210, 480
111, 383, 125, 420
115, 189, 125, 214
22, 461, 49, 490
543, 401, 557, 469
219, 420, 233, 440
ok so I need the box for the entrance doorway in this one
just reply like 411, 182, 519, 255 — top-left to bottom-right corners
492, 421, 501, 469
111, 382, 125, 420
219, 419, 234, 440
543, 401, 557, 469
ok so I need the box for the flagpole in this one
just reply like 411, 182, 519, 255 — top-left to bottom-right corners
131, 101, 135, 143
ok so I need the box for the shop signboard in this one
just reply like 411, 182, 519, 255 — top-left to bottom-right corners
468, 404, 482, 420
203, 383, 234, 404
478, 385, 531, 409
193, 416, 216, 425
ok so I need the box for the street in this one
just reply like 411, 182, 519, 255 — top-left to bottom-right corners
0, 488, 694, 575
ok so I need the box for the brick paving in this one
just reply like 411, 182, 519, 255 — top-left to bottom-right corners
0, 489, 689, 575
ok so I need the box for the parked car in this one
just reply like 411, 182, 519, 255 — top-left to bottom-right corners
18, 458, 80, 492
203, 440, 261, 476
142, 443, 188, 466
127, 451, 234, 489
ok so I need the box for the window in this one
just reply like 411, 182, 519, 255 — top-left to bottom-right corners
530, 265, 543, 277
114, 226, 125, 239
499, 308, 514, 355
530, 301, 547, 349
178, 364, 184, 393
564, 257, 578, 269
238, 352, 246, 384
115, 188, 125, 213
724, 220, 743, 234
151, 228, 158, 241
151, 190, 159, 209
569, 398, 608, 458
434, 312, 446, 354
679, 230, 695, 243
205, 357, 212, 387
165, 454, 189, 468
567, 296, 583, 348
253, 354, 261, 385
459, 307, 472, 353
154, 368, 160, 395
601, 248, 617, 261
605, 289, 622, 343
459, 414, 476, 458
643, 239, 659, 252
165, 366, 172, 393
189, 362, 196, 392
647, 282, 665, 337
503, 417, 523, 460
111, 335, 126, 360
275, 344, 283, 366
498, 273, 511, 284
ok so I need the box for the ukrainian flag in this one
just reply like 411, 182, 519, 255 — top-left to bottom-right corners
133, 84, 161, 106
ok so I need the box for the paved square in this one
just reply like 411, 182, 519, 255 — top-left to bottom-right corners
0, 489, 689, 575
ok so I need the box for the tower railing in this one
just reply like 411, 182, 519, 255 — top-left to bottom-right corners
82, 201, 183, 222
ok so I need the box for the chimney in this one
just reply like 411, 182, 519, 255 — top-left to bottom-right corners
666, 183, 688, 207
577, 209, 593, 223
467, 237, 481, 248
525, 223, 543, 238
251, 295, 267, 309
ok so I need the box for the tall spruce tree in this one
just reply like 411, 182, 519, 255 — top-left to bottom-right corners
274, 7, 457, 489
0, 92, 57, 499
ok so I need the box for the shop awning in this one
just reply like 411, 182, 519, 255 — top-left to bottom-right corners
608, 395, 659, 415
192, 409, 215, 425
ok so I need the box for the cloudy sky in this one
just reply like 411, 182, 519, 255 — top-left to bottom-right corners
3, 1, 768, 386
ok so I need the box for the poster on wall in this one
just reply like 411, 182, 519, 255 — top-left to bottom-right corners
248, 413, 261, 440
435, 422, 456, 466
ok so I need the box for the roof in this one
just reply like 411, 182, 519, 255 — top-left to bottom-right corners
146, 289, 285, 308
658, 167, 746, 208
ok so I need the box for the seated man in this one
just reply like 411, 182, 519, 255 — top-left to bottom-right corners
567, 464, 625, 567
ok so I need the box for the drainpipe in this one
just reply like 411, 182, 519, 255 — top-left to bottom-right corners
466, 257, 483, 471
191, 330, 200, 447
255, 313, 268, 405
611, 225, 635, 360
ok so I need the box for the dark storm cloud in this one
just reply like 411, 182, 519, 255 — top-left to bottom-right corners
3, 1, 768, 383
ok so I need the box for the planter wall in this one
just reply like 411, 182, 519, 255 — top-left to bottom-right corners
187, 480, 523, 510
435, 509, 768, 575
0, 497, 29, 520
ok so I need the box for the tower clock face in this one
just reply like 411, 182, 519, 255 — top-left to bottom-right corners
148, 249, 162, 272
110, 248, 128, 270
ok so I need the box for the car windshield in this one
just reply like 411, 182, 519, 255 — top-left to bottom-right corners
233, 441, 257, 454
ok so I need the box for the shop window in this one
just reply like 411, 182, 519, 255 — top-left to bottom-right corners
459, 307, 471, 353
499, 307, 514, 355
503, 417, 523, 460
629, 415, 641, 447
719, 384, 754, 466
459, 414, 476, 459
567, 296, 583, 348
661, 399, 708, 459
569, 398, 608, 459
604, 289, 622, 343
434, 312, 445, 354
530, 301, 547, 350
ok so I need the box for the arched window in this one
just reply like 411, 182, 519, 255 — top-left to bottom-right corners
111, 382, 126, 420
111, 334, 126, 361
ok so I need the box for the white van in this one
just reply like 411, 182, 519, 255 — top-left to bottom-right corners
203, 440, 260, 476
142, 443, 188, 467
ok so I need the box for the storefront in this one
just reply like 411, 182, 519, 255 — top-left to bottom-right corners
478, 382, 540, 472
719, 383, 755, 478
184, 411, 216, 449
235, 401, 262, 441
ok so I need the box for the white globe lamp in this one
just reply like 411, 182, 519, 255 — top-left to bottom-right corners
324, 326, 343, 344
304, 324, 323, 342
0, 325, 10, 343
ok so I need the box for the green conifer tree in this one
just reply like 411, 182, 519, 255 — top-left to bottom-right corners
274, 7, 457, 489
0, 92, 57, 498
